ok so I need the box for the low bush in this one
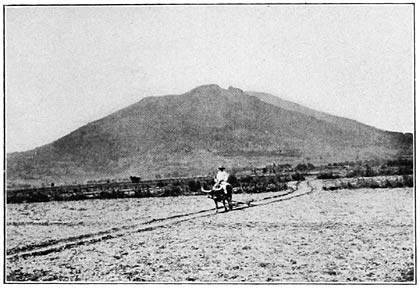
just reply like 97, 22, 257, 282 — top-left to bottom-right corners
317, 173, 340, 180
161, 185, 182, 197
291, 173, 305, 181
323, 176, 413, 191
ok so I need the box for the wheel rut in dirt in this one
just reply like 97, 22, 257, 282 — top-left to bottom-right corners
7, 180, 315, 260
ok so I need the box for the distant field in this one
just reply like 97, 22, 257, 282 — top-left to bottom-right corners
6, 180, 414, 282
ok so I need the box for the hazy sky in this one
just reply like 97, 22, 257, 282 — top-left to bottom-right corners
6, 4, 414, 152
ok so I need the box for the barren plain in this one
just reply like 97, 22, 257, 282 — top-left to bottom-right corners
6, 180, 414, 282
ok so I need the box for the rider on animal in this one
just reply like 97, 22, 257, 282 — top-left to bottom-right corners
201, 165, 233, 212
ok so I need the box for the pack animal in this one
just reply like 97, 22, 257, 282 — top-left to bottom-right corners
201, 183, 233, 213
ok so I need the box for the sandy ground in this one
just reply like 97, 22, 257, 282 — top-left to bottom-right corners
7, 187, 287, 253
6, 182, 414, 283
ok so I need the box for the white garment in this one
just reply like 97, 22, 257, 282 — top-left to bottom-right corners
215, 170, 229, 194
216, 170, 229, 183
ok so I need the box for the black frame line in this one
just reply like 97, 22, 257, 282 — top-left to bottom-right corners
1, 2, 417, 6
413, 2, 417, 285
2, 2, 416, 285
2, 4, 5, 286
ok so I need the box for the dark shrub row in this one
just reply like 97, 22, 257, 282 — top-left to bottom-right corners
317, 165, 413, 180
323, 175, 413, 191
317, 173, 341, 180
8, 172, 302, 203
155, 173, 300, 197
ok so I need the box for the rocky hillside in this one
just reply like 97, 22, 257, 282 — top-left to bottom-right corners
7, 84, 412, 185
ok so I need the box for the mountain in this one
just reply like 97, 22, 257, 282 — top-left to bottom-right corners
7, 84, 412, 185
247, 91, 383, 133
247, 91, 414, 142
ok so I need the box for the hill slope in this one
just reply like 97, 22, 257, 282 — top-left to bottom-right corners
248, 91, 397, 135
7, 85, 412, 185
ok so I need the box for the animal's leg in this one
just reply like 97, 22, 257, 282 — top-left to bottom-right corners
214, 200, 219, 213
222, 199, 228, 212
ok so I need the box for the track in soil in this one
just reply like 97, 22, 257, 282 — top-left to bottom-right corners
7, 180, 315, 260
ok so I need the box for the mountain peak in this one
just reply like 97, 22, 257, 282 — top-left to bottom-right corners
187, 84, 251, 105
189, 84, 244, 94
228, 86, 244, 94
190, 84, 222, 93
